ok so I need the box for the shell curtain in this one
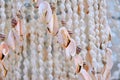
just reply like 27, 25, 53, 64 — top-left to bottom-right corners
0, 0, 116, 80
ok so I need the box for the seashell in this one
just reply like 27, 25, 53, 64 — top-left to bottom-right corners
0, 42, 9, 56
0, 42, 8, 76
38, 1, 52, 24
7, 30, 15, 50
57, 27, 71, 48
74, 55, 83, 73
65, 38, 76, 57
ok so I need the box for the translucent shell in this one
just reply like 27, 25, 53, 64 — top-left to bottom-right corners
74, 55, 83, 73
38, 1, 52, 24
0, 42, 9, 56
65, 38, 76, 57
0, 42, 8, 76
38, 1, 56, 35
57, 27, 71, 48
7, 30, 15, 50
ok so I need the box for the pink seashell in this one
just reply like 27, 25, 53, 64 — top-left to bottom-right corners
74, 55, 83, 73
65, 38, 76, 57
38, 1, 54, 34
57, 27, 71, 48
0, 42, 9, 56
7, 30, 15, 50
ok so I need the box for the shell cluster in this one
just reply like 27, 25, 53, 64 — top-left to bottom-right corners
0, 0, 114, 80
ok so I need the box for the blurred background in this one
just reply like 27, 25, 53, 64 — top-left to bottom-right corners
107, 0, 120, 79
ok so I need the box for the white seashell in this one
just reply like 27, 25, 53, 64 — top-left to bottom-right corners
57, 27, 71, 48
38, 1, 52, 24
65, 38, 76, 57
0, 42, 9, 56
74, 55, 83, 73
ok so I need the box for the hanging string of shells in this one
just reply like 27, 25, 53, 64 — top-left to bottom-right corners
0, 0, 113, 80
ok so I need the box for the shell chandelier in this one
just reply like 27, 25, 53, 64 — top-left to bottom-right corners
0, 0, 113, 80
